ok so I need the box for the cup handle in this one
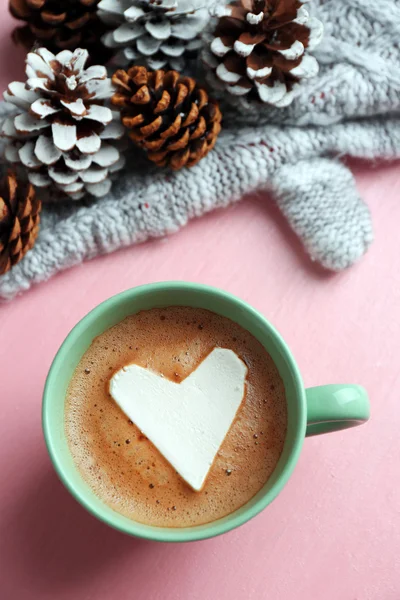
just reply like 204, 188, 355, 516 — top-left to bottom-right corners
305, 384, 370, 437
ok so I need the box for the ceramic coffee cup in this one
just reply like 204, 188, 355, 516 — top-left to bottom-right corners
43, 282, 370, 541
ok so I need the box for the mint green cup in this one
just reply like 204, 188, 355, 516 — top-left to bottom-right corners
43, 282, 370, 542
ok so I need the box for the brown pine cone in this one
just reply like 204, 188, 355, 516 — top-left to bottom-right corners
9, 0, 110, 60
0, 171, 41, 275
206, 0, 323, 106
111, 66, 222, 170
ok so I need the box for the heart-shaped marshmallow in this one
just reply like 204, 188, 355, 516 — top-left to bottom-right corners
109, 348, 248, 491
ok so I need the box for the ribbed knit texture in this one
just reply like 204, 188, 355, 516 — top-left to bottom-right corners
0, 0, 399, 300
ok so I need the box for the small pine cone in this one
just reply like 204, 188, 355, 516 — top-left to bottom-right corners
0, 170, 41, 275
205, 0, 323, 107
9, 0, 110, 60
111, 66, 222, 170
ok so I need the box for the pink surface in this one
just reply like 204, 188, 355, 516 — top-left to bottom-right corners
1, 9, 400, 600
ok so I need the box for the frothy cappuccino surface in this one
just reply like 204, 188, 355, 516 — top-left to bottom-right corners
65, 306, 287, 527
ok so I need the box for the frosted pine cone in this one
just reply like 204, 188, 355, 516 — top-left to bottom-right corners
205, 0, 323, 107
98, 0, 208, 71
2, 48, 125, 201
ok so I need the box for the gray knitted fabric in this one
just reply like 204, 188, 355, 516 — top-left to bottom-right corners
0, 0, 400, 300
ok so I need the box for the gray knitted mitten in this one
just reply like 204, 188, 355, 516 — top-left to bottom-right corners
0, 0, 399, 300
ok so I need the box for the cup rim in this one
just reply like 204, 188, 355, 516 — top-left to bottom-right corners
42, 281, 306, 542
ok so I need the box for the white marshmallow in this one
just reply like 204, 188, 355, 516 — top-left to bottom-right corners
109, 348, 247, 492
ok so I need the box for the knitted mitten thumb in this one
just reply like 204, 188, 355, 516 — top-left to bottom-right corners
269, 158, 373, 271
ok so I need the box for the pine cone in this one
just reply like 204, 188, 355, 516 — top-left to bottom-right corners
0, 170, 41, 275
9, 0, 110, 59
2, 48, 125, 201
99, 0, 208, 71
111, 66, 222, 169
205, 0, 323, 107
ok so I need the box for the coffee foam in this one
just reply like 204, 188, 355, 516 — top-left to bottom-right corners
65, 306, 287, 528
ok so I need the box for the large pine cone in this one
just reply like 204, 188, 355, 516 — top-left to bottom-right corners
0, 171, 41, 275
2, 48, 125, 201
111, 66, 222, 170
9, 0, 110, 59
205, 0, 323, 107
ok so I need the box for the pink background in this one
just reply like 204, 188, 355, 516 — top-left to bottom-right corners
0, 8, 399, 599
